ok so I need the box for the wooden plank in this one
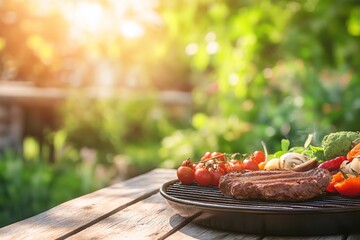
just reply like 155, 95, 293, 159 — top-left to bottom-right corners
68, 191, 259, 240
67, 192, 182, 239
169, 222, 261, 240
0, 168, 177, 240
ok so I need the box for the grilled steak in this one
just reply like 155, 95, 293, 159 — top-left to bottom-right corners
219, 168, 331, 201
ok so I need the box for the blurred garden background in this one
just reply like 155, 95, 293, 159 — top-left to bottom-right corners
0, 0, 359, 227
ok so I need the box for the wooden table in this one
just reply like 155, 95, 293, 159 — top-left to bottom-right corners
0, 168, 359, 240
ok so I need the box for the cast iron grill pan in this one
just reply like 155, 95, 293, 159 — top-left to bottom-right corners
160, 180, 360, 236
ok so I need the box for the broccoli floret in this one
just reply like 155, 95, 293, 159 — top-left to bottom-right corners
321, 131, 360, 160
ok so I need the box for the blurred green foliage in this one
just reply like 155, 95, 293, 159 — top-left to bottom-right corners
157, 0, 360, 165
61, 92, 184, 166
0, 139, 108, 227
0, 0, 359, 227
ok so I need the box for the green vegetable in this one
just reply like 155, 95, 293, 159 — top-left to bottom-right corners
321, 131, 360, 160
281, 139, 290, 152
268, 137, 321, 160
309, 145, 325, 163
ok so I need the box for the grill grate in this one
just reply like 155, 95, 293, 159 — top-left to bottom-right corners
161, 180, 360, 235
166, 182, 360, 212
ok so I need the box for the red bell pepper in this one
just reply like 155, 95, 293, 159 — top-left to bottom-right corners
326, 171, 345, 193
347, 143, 360, 161
334, 177, 360, 197
318, 156, 347, 171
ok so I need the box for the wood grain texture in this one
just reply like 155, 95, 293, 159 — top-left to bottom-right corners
169, 221, 261, 240
0, 168, 176, 240
68, 193, 182, 240
68, 192, 259, 240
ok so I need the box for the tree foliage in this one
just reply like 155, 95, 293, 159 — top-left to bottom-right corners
157, 0, 360, 164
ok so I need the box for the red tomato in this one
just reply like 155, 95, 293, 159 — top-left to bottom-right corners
243, 159, 259, 171
181, 159, 194, 168
194, 168, 212, 186
218, 161, 232, 173
231, 162, 245, 172
177, 166, 195, 184
210, 168, 225, 187
195, 162, 205, 169
218, 161, 226, 170
191, 162, 197, 169
211, 152, 226, 161
252, 150, 265, 164
204, 159, 216, 169
200, 152, 212, 161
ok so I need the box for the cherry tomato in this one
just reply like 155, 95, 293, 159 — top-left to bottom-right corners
181, 159, 194, 168
191, 162, 197, 169
211, 152, 226, 161
200, 152, 212, 161
183, 160, 197, 170
252, 150, 265, 164
210, 168, 225, 187
231, 161, 245, 172
218, 161, 226, 171
243, 159, 259, 171
195, 162, 205, 169
218, 161, 232, 173
194, 168, 212, 186
204, 159, 216, 169
177, 166, 195, 184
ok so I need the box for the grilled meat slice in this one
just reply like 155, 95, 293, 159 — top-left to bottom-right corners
219, 168, 331, 202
